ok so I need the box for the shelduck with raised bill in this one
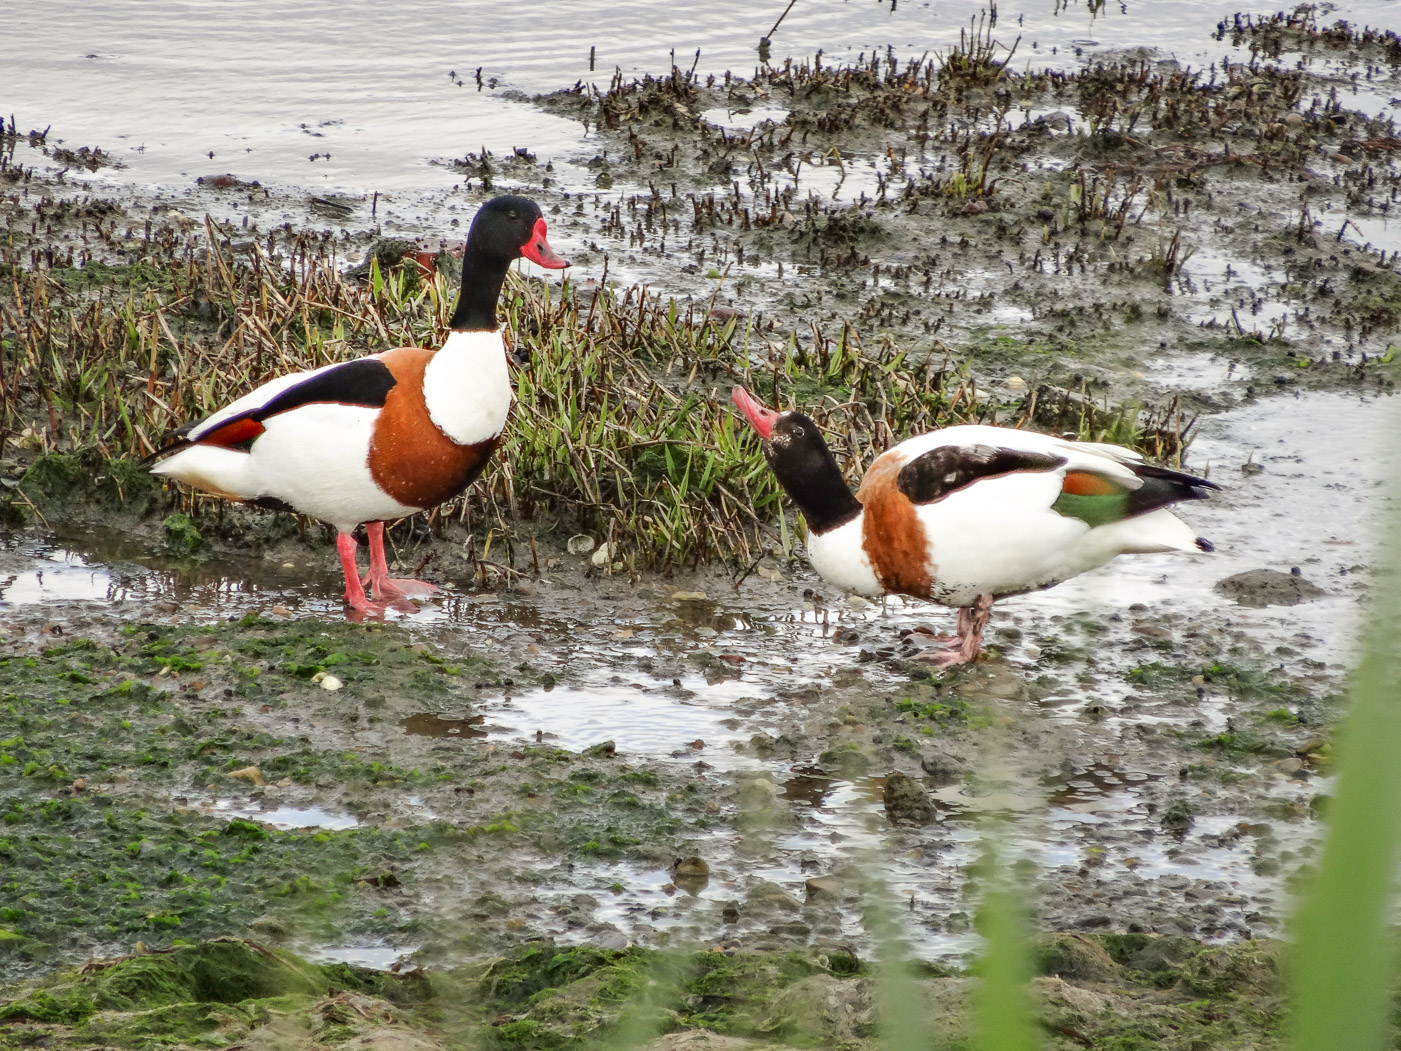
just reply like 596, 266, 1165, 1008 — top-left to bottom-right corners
146, 195, 569, 614
731, 385, 1219, 668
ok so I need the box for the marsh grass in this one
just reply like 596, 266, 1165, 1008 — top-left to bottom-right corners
0, 227, 1185, 566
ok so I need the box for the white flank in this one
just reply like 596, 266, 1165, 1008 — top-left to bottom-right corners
151, 403, 417, 533
806, 517, 883, 597
423, 329, 512, 445
800, 429, 1205, 608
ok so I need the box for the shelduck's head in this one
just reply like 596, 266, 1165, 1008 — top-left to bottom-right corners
470, 195, 569, 270
732, 386, 860, 533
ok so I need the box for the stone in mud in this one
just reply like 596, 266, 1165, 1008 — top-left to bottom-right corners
736, 773, 780, 810
803, 876, 845, 902
671, 856, 710, 878
1214, 568, 1328, 607
743, 880, 803, 913
196, 173, 262, 190
671, 856, 711, 894
818, 744, 872, 778
1160, 799, 1196, 833
882, 771, 935, 825
919, 751, 963, 785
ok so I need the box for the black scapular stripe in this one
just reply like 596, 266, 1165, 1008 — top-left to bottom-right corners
144, 358, 398, 463
897, 444, 1065, 505
255, 357, 398, 419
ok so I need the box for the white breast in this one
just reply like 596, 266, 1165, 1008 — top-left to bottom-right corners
423, 329, 512, 445
806, 516, 883, 597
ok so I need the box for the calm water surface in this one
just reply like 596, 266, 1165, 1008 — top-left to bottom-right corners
6, 0, 1398, 195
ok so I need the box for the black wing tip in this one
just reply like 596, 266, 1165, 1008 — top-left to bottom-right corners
139, 426, 196, 467
1195, 536, 1216, 553
1134, 462, 1221, 497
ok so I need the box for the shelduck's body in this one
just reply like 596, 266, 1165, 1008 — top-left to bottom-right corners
733, 388, 1217, 667
147, 195, 568, 613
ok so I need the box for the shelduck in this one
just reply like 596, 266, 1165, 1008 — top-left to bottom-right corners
147, 195, 569, 613
732, 386, 1218, 667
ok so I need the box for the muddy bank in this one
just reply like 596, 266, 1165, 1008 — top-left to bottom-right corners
521, 33, 1401, 405
0, 442, 1368, 979
2, 9, 1400, 1051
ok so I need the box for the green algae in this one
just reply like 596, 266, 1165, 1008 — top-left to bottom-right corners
161, 512, 204, 553
0, 936, 1303, 1051
0, 617, 501, 976
0, 939, 429, 1050
9, 454, 163, 525
0, 612, 715, 981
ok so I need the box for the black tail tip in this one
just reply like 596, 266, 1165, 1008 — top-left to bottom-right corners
1195, 536, 1215, 553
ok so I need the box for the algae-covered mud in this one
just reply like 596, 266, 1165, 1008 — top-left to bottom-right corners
4, 4, 1401, 1049
0, 936, 1299, 1050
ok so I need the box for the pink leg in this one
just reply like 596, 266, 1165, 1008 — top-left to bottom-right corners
361, 521, 439, 602
336, 532, 376, 613
916, 594, 995, 669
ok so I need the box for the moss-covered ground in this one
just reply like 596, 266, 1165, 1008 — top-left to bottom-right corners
0, 934, 1307, 1050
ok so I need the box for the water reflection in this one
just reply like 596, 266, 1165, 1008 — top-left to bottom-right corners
399, 712, 487, 739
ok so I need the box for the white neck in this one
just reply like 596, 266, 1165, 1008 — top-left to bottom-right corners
805, 513, 883, 597
423, 329, 512, 445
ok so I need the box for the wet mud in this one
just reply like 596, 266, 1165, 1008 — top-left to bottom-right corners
2, 6, 1401, 1048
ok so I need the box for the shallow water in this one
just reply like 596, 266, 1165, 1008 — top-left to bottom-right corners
9, 0, 1397, 197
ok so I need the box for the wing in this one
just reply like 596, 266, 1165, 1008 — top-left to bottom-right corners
891, 432, 1218, 526
895, 443, 1066, 505
1053, 462, 1219, 528
149, 357, 398, 459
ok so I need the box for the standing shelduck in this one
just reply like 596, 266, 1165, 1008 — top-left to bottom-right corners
732, 386, 1218, 667
147, 195, 568, 613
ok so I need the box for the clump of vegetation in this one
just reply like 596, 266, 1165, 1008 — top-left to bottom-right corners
0, 222, 1002, 567
0, 933, 1300, 1051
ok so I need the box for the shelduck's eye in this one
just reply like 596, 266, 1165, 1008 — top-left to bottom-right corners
791, 425, 805, 437
509, 210, 519, 220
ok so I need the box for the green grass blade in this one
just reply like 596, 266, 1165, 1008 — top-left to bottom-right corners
974, 843, 1036, 1051
861, 884, 929, 1051
1288, 560, 1401, 1051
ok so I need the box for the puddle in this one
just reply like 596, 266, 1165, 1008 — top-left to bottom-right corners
196, 798, 361, 831
399, 712, 487, 739
1178, 252, 1294, 336
699, 106, 791, 132
303, 944, 419, 971
493, 673, 766, 767
1046, 762, 1163, 808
